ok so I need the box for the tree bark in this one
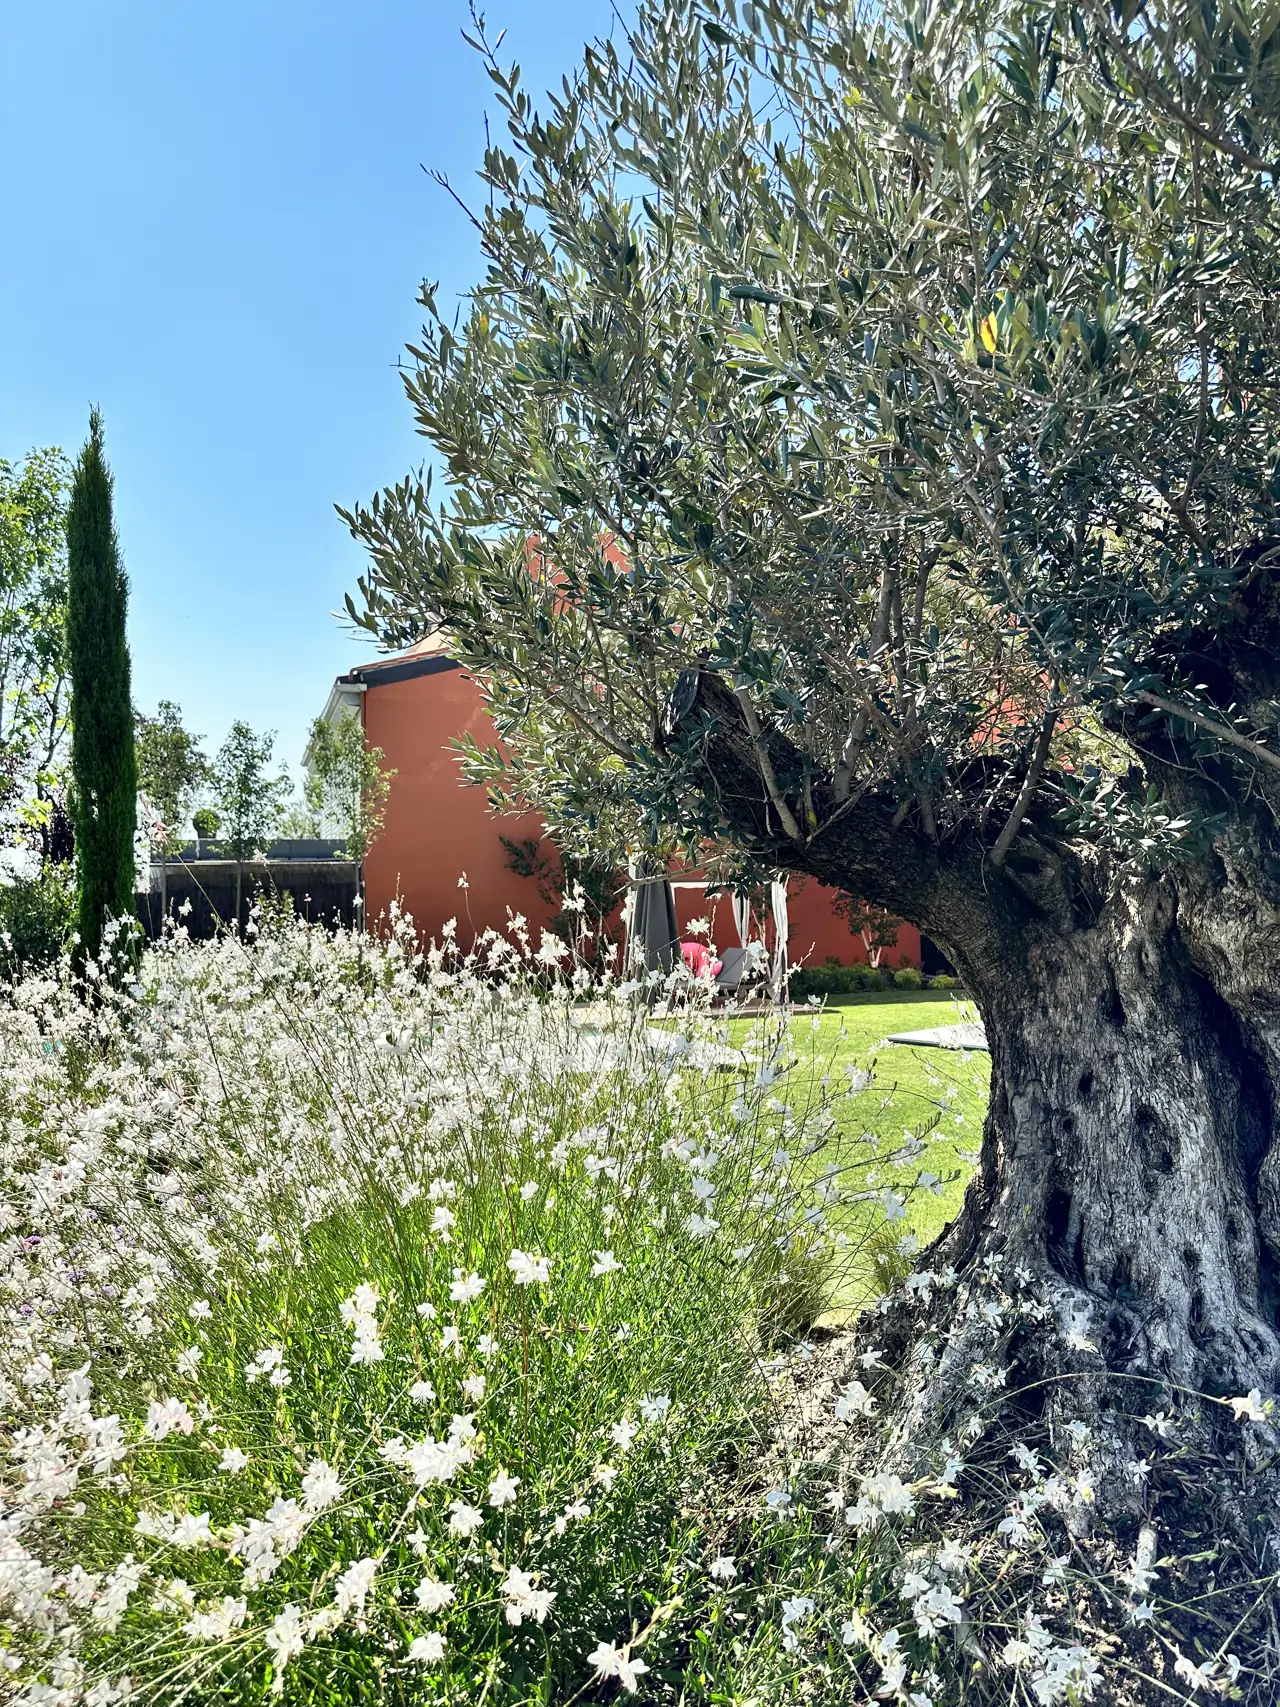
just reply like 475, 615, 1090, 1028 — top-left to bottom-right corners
933, 870, 1280, 1406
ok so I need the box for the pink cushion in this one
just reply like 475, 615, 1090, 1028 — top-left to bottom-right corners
681, 942, 723, 979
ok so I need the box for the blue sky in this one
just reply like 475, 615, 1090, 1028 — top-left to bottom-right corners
0, 0, 620, 784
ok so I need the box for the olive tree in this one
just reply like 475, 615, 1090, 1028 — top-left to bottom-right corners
347, 0, 1280, 1528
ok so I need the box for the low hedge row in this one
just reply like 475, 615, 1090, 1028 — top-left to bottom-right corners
788, 960, 962, 1002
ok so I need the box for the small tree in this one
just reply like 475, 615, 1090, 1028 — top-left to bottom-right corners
210, 721, 290, 928
277, 797, 322, 839
0, 447, 72, 854
500, 832, 622, 966
303, 711, 394, 911
135, 700, 209, 920
832, 894, 900, 969
66, 411, 136, 968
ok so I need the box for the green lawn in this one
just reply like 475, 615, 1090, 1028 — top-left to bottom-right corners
729, 990, 990, 1314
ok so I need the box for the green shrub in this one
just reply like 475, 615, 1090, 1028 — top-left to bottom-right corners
927, 973, 960, 990
789, 960, 895, 1002
892, 965, 924, 989
0, 863, 75, 978
192, 806, 220, 838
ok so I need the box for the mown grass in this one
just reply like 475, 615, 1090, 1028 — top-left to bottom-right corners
725, 991, 990, 1314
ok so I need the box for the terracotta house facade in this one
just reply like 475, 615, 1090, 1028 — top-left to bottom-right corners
317, 639, 921, 969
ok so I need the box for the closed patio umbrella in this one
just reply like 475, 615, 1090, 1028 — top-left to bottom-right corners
628, 874, 680, 978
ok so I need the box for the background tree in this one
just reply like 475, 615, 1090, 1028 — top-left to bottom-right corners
303, 709, 394, 863
832, 895, 901, 970
210, 720, 289, 927
346, 0, 1280, 1581
135, 699, 209, 919
276, 797, 322, 839
66, 411, 136, 966
0, 447, 72, 854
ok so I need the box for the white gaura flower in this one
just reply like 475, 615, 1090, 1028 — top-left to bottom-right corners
1227, 1390, 1268, 1423
591, 1250, 622, 1277
708, 1555, 737, 1581
449, 1269, 486, 1304
507, 1249, 550, 1285
170, 1511, 214, 1548
639, 1393, 670, 1424
408, 1632, 446, 1664
502, 1564, 556, 1626
403, 1435, 472, 1487
834, 1380, 876, 1420
334, 1556, 378, 1615
219, 1446, 249, 1474
184, 1594, 247, 1640
244, 1346, 286, 1384
300, 1459, 343, 1513
588, 1639, 650, 1693
447, 1500, 484, 1537
264, 1603, 306, 1668
488, 1467, 521, 1508
461, 1374, 486, 1403
175, 1346, 202, 1378
340, 1282, 380, 1322
519, 1181, 539, 1202
414, 1577, 455, 1612
610, 1418, 638, 1453
554, 1498, 591, 1534
409, 1379, 435, 1405
1173, 1653, 1217, 1691
686, 1213, 720, 1238
144, 1397, 195, 1440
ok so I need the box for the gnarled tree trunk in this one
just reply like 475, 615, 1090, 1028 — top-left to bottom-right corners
937, 870, 1280, 1409
675, 670, 1280, 1466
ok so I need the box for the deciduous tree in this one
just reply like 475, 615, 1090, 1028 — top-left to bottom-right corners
303, 709, 394, 895
210, 720, 290, 927
0, 448, 71, 850
135, 699, 209, 920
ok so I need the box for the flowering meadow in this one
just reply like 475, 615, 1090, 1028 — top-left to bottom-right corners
0, 904, 936, 1705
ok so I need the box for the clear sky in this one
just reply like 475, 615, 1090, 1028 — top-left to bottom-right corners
0, 0, 620, 784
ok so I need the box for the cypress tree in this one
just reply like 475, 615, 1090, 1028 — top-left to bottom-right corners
66, 409, 137, 966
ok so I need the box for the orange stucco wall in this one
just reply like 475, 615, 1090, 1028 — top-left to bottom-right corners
359, 661, 921, 968
361, 665, 558, 943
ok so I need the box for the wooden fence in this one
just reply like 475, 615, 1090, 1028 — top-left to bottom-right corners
136, 858, 360, 940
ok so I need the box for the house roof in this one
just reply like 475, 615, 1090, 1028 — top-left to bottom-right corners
338, 632, 464, 690
308, 636, 467, 766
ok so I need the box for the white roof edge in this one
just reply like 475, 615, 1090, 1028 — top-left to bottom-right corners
304, 677, 367, 770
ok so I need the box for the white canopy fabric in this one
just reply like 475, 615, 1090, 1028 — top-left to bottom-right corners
769, 878, 789, 1002
732, 891, 751, 950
